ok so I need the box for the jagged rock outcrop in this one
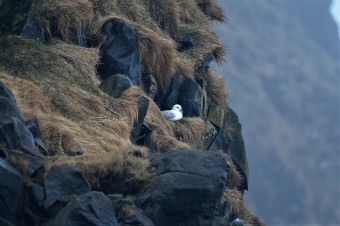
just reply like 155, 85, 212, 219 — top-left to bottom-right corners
136, 149, 230, 226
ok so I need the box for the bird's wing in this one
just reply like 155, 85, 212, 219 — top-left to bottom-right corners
162, 110, 176, 119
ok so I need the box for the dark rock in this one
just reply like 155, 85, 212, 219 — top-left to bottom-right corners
0, 217, 15, 226
175, 35, 194, 51
43, 165, 91, 217
100, 74, 133, 98
208, 104, 225, 129
21, 7, 45, 40
137, 149, 229, 226
225, 108, 248, 187
24, 208, 42, 226
131, 96, 149, 143
142, 74, 158, 99
196, 52, 214, 75
0, 0, 34, 35
0, 81, 37, 155
0, 158, 24, 225
136, 123, 156, 152
7, 149, 44, 182
111, 196, 155, 226
26, 118, 48, 155
48, 149, 62, 156
199, 120, 218, 150
209, 107, 248, 190
177, 78, 204, 117
26, 183, 45, 209
0, 143, 8, 158
160, 73, 185, 111
64, 148, 84, 156
43, 191, 119, 226
98, 19, 141, 85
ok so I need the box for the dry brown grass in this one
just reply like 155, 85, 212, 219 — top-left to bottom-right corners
143, 0, 180, 36
178, 25, 225, 67
169, 117, 205, 148
194, 0, 225, 22
0, 36, 100, 91
239, 205, 267, 226
204, 69, 228, 108
228, 161, 243, 189
222, 189, 244, 220
47, 145, 151, 192
33, 0, 94, 42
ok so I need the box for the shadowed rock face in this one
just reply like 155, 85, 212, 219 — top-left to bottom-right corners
137, 149, 230, 226
0, 81, 36, 155
0, 0, 34, 35
98, 19, 142, 85
43, 191, 119, 226
0, 158, 24, 225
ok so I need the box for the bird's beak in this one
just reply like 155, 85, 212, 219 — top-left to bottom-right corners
180, 109, 183, 113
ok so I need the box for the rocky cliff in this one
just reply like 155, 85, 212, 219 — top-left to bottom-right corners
0, 0, 264, 225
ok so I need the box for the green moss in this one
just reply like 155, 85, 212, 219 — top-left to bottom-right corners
208, 103, 225, 128
199, 120, 218, 150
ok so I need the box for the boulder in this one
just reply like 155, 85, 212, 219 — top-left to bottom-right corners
100, 74, 133, 98
110, 195, 154, 226
7, 149, 45, 182
178, 78, 204, 117
160, 73, 185, 111
0, 143, 8, 158
141, 74, 158, 99
43, 165, 91, 216
137, 149, 229, 226
20, 6, 45, 40
130, 96, 149, 144
0, 0, 34, 35
0, 158, 24, 225
98, 19, 141, 85
43, 191, 119, 226
25, 118, 48, 155
0, 81, 37, 155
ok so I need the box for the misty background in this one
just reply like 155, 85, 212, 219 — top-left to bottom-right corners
214, 0, 340, 225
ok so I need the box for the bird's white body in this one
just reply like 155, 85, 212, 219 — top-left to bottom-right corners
161, 104, 183, 121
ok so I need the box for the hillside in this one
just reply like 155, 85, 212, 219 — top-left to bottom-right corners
214, 0, 340, 224
0, 0, 265, 226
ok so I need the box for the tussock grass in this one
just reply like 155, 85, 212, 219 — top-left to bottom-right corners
0, 36, 100, 92
195, 0, 225, 22
143, 0, 180, 36
46, 145, 151, 193
228, 161, 243, 189
33, 0, 94, 42
204, 69, 228, 108
178, 25, 225, 67
169, 117, 205, 148
222, 188, 244, 220
239, 205, 267, 226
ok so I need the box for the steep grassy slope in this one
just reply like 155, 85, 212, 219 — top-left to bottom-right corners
215, 0, 340, 224
0, 0, 266, 225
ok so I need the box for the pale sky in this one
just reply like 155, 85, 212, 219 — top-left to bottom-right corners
330, 0, 340, 39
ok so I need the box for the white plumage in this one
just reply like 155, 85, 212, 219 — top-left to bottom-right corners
161, 104, 183, 121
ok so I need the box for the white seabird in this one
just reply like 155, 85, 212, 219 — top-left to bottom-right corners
161, 104, 183, 121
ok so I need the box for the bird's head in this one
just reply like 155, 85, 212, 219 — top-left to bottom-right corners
172, 104, 183, 113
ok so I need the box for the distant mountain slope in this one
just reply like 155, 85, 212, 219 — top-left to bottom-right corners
215, 0, 340, 224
